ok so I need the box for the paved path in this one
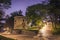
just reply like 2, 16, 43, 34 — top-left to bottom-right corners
0, 23, 60, 40
0, 34, 34, 40
0, 33, 60, 40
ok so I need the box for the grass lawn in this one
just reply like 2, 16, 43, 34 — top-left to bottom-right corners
0, 35, 15, 40
28, 27, 39, 30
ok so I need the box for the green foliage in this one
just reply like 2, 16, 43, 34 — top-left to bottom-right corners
28, 26, 39, 30
52, 28, 60, 35
5, 10, 23, 32
0, 0, 11, 4
11, 10, 23, 17
0, 0, 11, 28
25, 0, 60, 34
26, 4, 48, 26
0, 35, 15, 40
0, 0, 11, 9
48, 0, 60, 34
49, 0, 60, 9
0, 10, 4, 18
52, 24, 60, 35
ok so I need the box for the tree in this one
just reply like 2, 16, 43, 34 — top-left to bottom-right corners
0, 0, 11, 9
0, 0, 11, 19
48, 0, 60, 34
48, 0, 60, 28
26, 4, 48, 26
0, 10, 5, 31
0, 10, 4, 18
0, 0, 11, 31
49, 0, 60, 9
5, 10, 23, 33
10, 10, 23, 27
0, 0, 11, 18
11, 10, 23, 17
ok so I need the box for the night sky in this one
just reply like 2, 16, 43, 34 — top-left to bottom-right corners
6, 0, 45, 16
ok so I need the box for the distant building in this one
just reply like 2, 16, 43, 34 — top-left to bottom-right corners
3, 16, 28, 34
14, 16, 28, 30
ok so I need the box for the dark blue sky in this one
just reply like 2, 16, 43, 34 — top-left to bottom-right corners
6, 0, 45, 16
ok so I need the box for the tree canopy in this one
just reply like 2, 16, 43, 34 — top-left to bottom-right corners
26, 4, 49, 26
0, 0, 11, 9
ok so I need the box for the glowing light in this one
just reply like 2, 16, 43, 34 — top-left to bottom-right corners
28, 22, 32, 26
40, 22, 52, 37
